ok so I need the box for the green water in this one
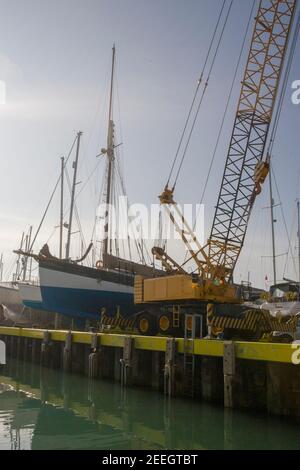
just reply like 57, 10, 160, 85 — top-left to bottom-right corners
0, 359, 300, 450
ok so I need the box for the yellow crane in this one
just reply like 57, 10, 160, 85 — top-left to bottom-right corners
135, 0, 298, 338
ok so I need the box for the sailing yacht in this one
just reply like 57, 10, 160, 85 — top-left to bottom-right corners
36, 46, 159, 322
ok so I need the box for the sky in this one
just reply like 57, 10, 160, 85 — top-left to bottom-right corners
0, 0, 299, 288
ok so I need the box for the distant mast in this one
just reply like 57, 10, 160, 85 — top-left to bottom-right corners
59, 156, 65, 259
66, 131, 82, 259
269, 165, 277, 286
102, 45, 116, 268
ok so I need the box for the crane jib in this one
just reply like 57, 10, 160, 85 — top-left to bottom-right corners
208, 0, 297, 281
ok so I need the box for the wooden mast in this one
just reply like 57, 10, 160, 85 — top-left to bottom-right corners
103, 45, 116, 267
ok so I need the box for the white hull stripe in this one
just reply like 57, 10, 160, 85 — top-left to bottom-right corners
39, 267, 133, 294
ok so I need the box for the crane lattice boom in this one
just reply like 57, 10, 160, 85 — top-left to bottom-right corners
207, 0, 297, 281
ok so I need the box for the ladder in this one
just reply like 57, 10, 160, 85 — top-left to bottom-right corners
183, 313, 203, 397
172, 305, 180, 329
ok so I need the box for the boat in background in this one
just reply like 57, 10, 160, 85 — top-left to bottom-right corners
0, 282, 23, 316
261, 281, 300, 318
18, 282, 43, 311
0, 282, 37, 326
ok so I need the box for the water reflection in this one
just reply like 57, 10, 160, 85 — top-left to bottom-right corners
0, 359, 299, 450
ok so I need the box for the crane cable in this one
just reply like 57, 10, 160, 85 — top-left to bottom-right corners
268, 9, 300, 157
166, 0, 229, 189
172, 0, 234, 191
199, 0, 257, 206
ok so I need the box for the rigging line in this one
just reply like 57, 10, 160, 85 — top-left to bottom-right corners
116, 155, 127, 194
166, 0, 228, 187
91, 170, 106, 243
114, 156, 126, 194
3, 257, 16, 282
272, 167, 298, 277
93, 158, 111, 261
283, 205, 297, 277
199, 0, 256, 206
115, 67, 124, 164
113, 160, 145, 260
28, 134, 78, 253
64, 167, 89, 260
46, 226, 58, 245
268, 10, 300, 156
173, 0, 234, 190
244, 203, 263, 278
75, 156, 104, 201
114, 147, 152, 260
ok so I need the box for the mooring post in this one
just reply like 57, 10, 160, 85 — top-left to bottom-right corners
151, 351, 161, 391
88, 333, 100, 379
223, 341, 236, 408
164, 338, 177, 397
63, 331, 72, 372
120, 336, 134, 387
41, 331, 51, 368
16, 335, 21, 360
31, 339, 39, 364
23, 337, 29, 362
2, 336, 8, 358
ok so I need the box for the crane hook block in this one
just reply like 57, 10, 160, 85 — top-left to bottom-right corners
254, 161, 270, 195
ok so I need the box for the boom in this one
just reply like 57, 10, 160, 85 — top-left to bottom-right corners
207, 0, 297, 281
156, 0, 297, 285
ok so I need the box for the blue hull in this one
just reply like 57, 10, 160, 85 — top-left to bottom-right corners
40, 286, 135, 321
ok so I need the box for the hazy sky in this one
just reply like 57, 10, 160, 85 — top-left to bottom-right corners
0, 0, 300, 288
